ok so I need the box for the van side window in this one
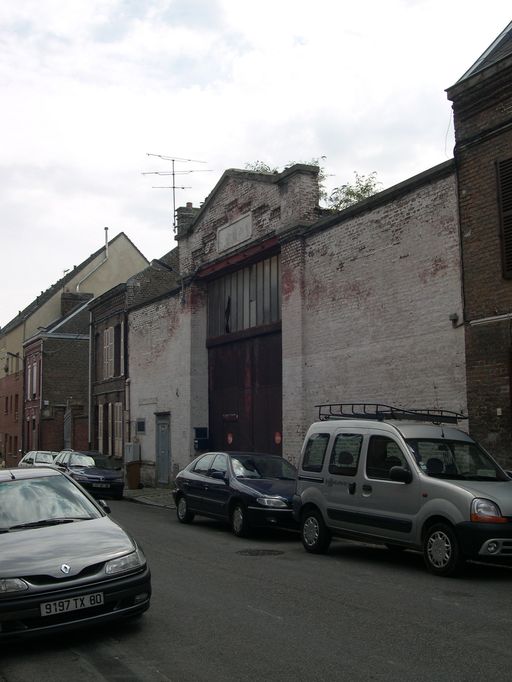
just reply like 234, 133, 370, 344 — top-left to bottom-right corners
302, 433, 330, 472
366, 436, 407, 480
329, 434, 362, 476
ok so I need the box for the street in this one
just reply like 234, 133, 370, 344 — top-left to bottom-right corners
1, 499, 512, 681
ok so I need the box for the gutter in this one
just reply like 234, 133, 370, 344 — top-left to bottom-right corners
76, 227, 109, 292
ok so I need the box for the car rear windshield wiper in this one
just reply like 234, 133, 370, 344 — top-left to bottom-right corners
8, 517, 91, 530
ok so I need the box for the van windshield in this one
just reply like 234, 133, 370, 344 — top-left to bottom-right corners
405, 439, 509, 482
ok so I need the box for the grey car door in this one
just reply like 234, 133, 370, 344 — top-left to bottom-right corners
325, 429, 420, 544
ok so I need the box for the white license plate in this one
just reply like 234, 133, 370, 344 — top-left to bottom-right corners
40, 592, 104, 617
92, 483, 110, 488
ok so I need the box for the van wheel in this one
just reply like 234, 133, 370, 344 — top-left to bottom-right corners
423, 522, 465, 577
301, 509, 331, 554
176, 495, 195, 524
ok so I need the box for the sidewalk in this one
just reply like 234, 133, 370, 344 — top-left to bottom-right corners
123, 486, 176, 509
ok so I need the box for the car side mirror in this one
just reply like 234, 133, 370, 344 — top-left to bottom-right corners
389, 466, 412, 484
210, 470, 228, 482
97, 499, 111, 514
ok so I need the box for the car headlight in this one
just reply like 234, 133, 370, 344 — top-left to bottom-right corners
72, 474, 89, 482
256, 496, 288, 508
105, 549, 146, 576
471, 498, 506, 523
0, 578, 29, 595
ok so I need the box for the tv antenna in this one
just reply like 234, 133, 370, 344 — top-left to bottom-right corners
142, 154, 211, 231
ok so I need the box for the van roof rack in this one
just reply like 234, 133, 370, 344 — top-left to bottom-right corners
316, 403, 467, 424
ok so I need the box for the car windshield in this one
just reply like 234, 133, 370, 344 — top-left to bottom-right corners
35, 452, 54, 464
70, 454, 96, 467
0, 475, 100, 531
406, 439, 509, 481
90, 456, 122, 470
231, 455, 297, 480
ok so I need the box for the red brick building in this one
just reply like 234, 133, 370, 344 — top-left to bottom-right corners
23, 295, 91, 453
447, 20, 512, 463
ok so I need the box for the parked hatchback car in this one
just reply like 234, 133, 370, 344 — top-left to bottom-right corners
0, 466, 151, 638
173, 451, 298, 536
293, 403, 512, 576
53, 451, 124, 499
19, 451, 58, 467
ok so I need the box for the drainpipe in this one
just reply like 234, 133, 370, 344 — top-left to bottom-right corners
88, 311, 93, 448
76, 227, 110, 292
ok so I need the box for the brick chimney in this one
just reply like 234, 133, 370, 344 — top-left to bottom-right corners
61, 292, 93, 317
176, 202, 200, 238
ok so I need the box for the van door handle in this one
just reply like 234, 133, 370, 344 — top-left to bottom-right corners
362, 484, 372, 494
348, 482, 356, 495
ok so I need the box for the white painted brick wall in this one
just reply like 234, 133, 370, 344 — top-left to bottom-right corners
128, 290, 208, 483
282, 172, 466, 465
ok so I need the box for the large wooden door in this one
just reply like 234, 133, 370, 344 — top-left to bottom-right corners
208, 332, 282, 454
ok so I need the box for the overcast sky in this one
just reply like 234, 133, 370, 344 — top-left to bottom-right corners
0, 1, 510, 328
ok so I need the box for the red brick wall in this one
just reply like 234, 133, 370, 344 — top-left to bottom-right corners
449, 57, 512, 465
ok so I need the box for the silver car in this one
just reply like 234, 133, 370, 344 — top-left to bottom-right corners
0, 467, 151, 638
19, 451, 58, 467
293, 403, 512, 576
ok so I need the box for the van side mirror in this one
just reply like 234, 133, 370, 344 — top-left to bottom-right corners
389, 466, 412, 484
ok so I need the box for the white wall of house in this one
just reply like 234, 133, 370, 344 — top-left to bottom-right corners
128, 289, 208, 484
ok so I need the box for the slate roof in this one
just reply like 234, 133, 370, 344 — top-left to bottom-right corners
0, 232, 144, 336
456, 21, 512, 83
126, 247, 181, 310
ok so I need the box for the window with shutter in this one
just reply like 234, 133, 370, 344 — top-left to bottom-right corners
114, 402, 123, 457
498, 157, 512, 278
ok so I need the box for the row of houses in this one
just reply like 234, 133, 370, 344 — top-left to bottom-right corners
1, 22, 512, 484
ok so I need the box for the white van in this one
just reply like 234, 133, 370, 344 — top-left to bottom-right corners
293, 403, 512, 576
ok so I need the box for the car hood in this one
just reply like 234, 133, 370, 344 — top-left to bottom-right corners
73, 466, 123, 480
238, 478, 296, 501
0, 517, 135, 579
454, 480, 512, 515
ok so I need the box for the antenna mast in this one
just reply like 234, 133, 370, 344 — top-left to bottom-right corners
142, 154, 210, 232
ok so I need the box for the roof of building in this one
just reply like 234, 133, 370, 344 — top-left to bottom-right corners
126, 247, 181, 311
0, 232, 145, 336
455, 21, 512, 84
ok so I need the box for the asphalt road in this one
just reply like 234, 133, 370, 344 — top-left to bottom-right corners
1, 500, 512, 681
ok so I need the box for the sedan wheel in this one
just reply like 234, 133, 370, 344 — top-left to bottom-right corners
231, 503, 250, 537
176, 495, 195, 524
301, 509, 331, 554
423, 522, 464, 577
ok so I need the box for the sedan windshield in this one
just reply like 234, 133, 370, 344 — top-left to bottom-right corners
0, 475, 101, 531
231, 455, 297, 480
406, 439, 509, 481
34, 452, 55, 464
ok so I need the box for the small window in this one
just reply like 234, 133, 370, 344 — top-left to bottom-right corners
193, 454, 215, 475
498, 157, 512, 278
302, 433, 330, 472
329, 434, 362, 476
136, 419, 146, 434
366, 436, 407, 480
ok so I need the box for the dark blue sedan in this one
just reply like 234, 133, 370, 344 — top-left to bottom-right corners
172, 451, 298, 536
53, 450, 124, 500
